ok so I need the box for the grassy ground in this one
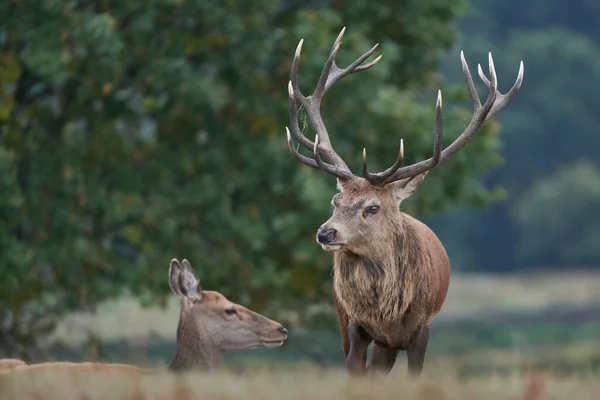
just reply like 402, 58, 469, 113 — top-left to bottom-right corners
43, 270, 600, 377
5, 272, 600, 399
51, 271, 600, 344
0, 364, 598, 400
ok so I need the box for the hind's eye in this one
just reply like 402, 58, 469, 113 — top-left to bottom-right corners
367, 206, 379, 214
224, 308, 237, 315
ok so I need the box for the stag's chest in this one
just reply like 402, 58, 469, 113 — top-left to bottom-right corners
333, 257, 408, 325
333, 259, 423, 348
334, 266, 380, 320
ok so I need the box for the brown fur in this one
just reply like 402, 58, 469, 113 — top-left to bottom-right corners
168, 289, 287, 371
321, 177, 450, 376
0, 259, 287, 376
0, 358, 26, 371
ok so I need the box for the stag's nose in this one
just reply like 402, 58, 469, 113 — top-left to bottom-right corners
316, 227, 337, 244
278, 327, 288, 336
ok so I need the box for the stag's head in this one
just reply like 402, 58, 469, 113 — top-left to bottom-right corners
317, 173, 429, 255
168, 259, 288, 351
285, 27, 523, 256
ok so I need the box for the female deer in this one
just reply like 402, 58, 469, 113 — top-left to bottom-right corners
1, 258, 288, 374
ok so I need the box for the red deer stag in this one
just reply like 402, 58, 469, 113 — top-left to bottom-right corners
1, 258, 288, 375
284, 27, 523, 376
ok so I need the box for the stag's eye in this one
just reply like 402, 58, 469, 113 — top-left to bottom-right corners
366, 206, 380, 215
224, 308, 237, 315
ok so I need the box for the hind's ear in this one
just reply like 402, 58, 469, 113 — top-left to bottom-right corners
388, 171, 428, 204
169, 259, 183, 296
179, 259, 203, 302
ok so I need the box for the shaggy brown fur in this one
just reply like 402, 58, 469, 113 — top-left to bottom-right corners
323, 177, 450, 376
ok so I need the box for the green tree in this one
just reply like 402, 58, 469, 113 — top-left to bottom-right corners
0, 0, 502, 358
514, 161, 600, 267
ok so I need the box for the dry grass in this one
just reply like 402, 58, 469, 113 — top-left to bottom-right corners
443, 270, 600, 317
31, 272, 598, 399
433, 340, 600, 368
0, 364, 597, 400
51, 271, 600, 344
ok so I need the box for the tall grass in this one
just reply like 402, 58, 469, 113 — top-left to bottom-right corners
0, 364, 598, 400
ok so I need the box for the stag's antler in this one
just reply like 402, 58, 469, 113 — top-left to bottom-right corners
285, 27, 381, 181
285, 27, 524, 186
363, 52, 524, 185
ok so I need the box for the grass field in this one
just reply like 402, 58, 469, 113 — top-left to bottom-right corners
42, 271, 600, 378
3, 271, 600, 399
52, 271, 600, 344
0, 363, 599, 400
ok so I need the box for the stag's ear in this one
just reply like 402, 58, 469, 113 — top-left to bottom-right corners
336, 178, 345, 193
178, 259, 203, 302
388, 171, 429, 204
169, 259, 184, 296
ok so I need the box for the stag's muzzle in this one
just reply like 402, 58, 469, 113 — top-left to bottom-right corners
316, 227, 337, 244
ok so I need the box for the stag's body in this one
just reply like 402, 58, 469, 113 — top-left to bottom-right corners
284, 27, 523, 376
334, 207, 450, 342
330, 179, 450, 375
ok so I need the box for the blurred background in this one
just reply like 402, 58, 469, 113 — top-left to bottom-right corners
0, 0, 598, 378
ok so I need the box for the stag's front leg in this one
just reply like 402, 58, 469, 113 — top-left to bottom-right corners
346, 325, 371, 376
406, 325, 430, 377
368, 344, 399, 376
333, 292, 350, 358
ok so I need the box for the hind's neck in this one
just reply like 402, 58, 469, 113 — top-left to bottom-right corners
168, 318, 223, 372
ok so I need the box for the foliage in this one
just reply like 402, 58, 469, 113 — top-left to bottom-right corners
431, 0, 600, 271
0, 0, 503, 357
514, 161, 600, 267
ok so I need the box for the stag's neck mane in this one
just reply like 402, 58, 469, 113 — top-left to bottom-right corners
168, 313, 223, 372
334, 213, 422, 271
332, 214, 428, 325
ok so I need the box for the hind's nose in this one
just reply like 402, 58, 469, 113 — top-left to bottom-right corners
279, 327, 288, 336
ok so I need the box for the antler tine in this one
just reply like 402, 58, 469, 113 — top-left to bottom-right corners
314, 27, 382, 99
432, 89, 443, 165
478, 59, 524, 121
460, 51, 481, 110
324, 44, 382, 93
313, 41, 342, 102
287, 81, 315, 152
286, 127, 319, 169
363, 138, 406, 175
290, 39, 306, 104
363, 91, 443, 184
362, 51, 523, 185
312, 134, 357, 180
362, 139, 406, 183
285, 126, 356, 181
285, 27, 381, 181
